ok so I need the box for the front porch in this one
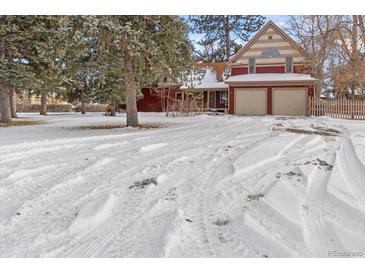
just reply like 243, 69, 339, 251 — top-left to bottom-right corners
176, 89, 228, 113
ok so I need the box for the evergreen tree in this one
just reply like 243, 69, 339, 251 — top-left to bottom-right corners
189, 15, 266, 62
61, 16, 100, 114
1, 16, 193, 126
25, 16, 67, 115
91, 16, 193, 127
0, 16, 35, 123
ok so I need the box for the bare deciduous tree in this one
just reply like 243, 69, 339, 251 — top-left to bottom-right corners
285, 16, 338, 94
333, 15, 365, 95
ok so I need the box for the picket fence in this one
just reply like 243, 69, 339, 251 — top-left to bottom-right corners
308, 97, 365, 120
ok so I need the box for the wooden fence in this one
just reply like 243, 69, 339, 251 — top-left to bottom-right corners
308, 97, 365, 120
16, 103, 73, 113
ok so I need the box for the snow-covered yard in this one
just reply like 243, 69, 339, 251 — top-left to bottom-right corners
0, 112, 365, 257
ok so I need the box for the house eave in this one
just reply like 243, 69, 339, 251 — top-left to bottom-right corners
225, 80, 317, 86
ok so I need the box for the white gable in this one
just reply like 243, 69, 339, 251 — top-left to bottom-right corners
231, 23, 306, 66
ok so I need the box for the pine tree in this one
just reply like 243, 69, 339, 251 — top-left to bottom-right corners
24, 16, 67, 115
61, 16, 100, 114
0, 16, 35, 123
90, 16, 193, 127
189, 15, 266, 62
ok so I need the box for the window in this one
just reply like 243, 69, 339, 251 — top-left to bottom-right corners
175, 92, 183, 101
285, 57, 293, 73
268, 35, 273, 40
249, 58, 255, 74
261, 48, 280, 58
220, 91, 227, 103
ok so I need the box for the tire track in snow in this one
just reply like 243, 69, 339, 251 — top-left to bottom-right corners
215, 133, 331, 256
301, 148, 344, 257
336, 137, 365, 210
43, 120, 252, 257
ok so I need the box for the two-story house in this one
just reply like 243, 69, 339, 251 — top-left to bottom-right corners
225, 20, 316, 116
136, 20, 316, 115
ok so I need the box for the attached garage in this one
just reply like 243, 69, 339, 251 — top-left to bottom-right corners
235, 88, 267, 115
226, 73, 316, 116
272, 88, 307, 116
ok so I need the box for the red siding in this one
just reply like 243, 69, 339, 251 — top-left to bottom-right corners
215, 91, 226, 109
204, 90, 227, 109
267, 87, 273, 115
256, 66, 285, 73
231, 67, 248, 76
137, 88, 177, 112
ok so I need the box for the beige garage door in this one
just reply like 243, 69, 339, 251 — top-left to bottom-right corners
273, 88, 307, 116
235, 88, 267, 115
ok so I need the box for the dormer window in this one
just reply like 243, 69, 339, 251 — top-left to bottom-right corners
285, 57, 293, 73
261, 48, 280, 58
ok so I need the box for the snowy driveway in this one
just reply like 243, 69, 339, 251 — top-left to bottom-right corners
0, 113, 365, 257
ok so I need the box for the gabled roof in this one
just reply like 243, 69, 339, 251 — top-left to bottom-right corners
180, 62, 228, 90
227, 20, 310, 65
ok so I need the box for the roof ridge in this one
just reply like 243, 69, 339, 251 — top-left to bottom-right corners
227, 21, 310, 65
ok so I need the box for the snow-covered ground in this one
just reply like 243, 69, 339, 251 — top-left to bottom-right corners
0, 112, 365, 258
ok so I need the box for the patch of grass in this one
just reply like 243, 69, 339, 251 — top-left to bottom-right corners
213, 218, 231, 226
0, 120, 43, 127
138, 123, 162, 129
273, 123, 340, 137
317, 158, 334, 171
247, 193, 264, 201
80, 124, 125, 130
79, 123, 163, 130
286, 171, 301, 177
284, 127, 338, 136
129, 177, 158, 189
311, 125, 340, 134
275, 116, 297, 120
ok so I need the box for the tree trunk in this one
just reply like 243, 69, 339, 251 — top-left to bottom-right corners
0, 87, 12, 123
350, 15, 358, 95
80, 95, 86, 115
124, 53, 139, 127
0, 35, 11, 123
40, 91, 47, 115
224, 16, 231, 61
110, 98, 116, 116
9, 89, 17, 118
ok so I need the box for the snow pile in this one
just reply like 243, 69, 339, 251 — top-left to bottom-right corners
69, 193, 117, 233
0, 113, 364, 257
225, 73, 316, 83
180, 68, 228, 90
